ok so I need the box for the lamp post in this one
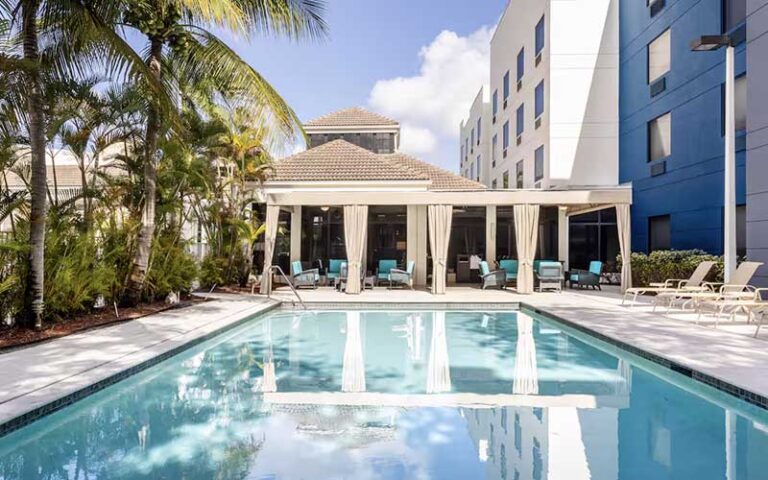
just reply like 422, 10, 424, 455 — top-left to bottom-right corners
690, 34, 737, 282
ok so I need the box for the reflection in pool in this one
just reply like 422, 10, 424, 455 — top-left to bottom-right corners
0, 309, 766, 479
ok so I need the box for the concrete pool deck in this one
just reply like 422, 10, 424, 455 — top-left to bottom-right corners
2, 285, 768, 431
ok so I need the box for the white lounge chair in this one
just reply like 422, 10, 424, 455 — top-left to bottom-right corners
621, 260, 715, 307
656, 261, 764, 312
696, 288, 768, 335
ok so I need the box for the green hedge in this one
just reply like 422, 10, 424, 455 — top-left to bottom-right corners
617, 250, 724, 287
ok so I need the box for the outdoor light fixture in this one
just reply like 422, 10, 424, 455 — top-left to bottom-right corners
320, 206, 330, 212
690, 32, 740, 282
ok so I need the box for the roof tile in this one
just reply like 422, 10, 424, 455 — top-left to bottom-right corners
304, 107, 399, 128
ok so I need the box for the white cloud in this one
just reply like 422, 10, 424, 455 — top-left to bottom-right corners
368, 26, 493, 153
399, 123, 437, 156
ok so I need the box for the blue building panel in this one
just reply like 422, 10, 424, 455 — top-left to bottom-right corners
620, 0, 747, 254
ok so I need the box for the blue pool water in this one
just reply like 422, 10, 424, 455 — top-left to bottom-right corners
0, 308, 767, 479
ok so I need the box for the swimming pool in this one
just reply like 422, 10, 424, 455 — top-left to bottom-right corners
0, 308, 766, 479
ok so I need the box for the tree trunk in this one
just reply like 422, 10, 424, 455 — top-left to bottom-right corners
22, 0, 47, 329
124, 37, 163, 306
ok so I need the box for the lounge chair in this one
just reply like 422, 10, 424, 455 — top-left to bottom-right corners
536, 261, 564, 292
377, 259, 398, 285
621, 260, 716, 307
389, 260, 415, 289
291, 261, 319, 289
569, 261, 603, 290
696, 288, 768, 334
336, 262, 373, 291
327, 259, 345, 285
499, 259, 518, 285
657, 261, 764, 312
480, 261, 506, 290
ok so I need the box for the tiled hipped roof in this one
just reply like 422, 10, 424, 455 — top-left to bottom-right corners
270, 139, 485, 191
304, 107, 399, 128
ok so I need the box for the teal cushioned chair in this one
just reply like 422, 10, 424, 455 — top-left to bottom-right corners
388, 261, 415, 289
377, 259, 398, 283
480, 261, 506, 290
327, 259, 345, 283
570, 261, 603, 290
291, 261, 319, 289
499, 259, 518, 283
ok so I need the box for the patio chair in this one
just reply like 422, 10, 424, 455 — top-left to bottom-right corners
621, 260, 716, 307
569, 261, 603, 290
377, 259, 398, 285
499, 259, 518, 285
656, 261, 764, 312
327, 259, 345, 285
389, 261, 415, 289
291, 261, 319, 289
696, 288, 768, 335
536, 261, 564, 292
336, 262, 372, 291
480, 261, 506, 290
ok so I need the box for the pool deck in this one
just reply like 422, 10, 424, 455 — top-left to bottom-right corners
2, 285, 768, 431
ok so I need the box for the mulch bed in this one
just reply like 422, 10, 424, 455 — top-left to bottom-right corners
0, 295, 205, 352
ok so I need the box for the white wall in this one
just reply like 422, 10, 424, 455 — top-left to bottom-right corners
460, 86, 492, 185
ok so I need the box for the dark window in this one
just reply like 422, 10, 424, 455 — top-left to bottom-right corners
477, 117, 482, 143
503, 71, 510, 100
648, 112, 671, 162
493, 90, 498, 116
723, 0, 747, 32
569, 208, 619, 271
535, 81, 545, 118
503, 170, 510, 189
516, 160, 524, 188
492, 179, 498, 189
503, 121, 510, 149
535, 16, 545, 55
516, 104, 525, 136
517, 48, 525, 82
737, 204, 746, 257
649, 214, 671, 251
534, 145, 544, 181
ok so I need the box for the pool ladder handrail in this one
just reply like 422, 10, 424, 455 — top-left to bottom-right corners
266, 265, 307, 310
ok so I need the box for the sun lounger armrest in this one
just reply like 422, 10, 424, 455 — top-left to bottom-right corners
700, 281, 721, 291
719, 284, 755, 294
389, 268, 410, 276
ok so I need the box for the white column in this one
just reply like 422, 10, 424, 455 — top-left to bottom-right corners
616, 204, 633, 293
290, 205, 302, 263
724, 45, 737, 283
558, 206, 569, 271
407, 205, 428, 287
259, 205, 280, 294
486, 205, 497, 266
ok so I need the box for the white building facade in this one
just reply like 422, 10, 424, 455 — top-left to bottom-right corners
461, 0, 619, 190
460, 87, 492, 186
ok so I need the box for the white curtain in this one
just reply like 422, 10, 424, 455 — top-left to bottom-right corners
428, 205, 453, 294
342, 311, 366, 392
427, 311, 452, 393
513, 313, 539, 395
344, 205, 368, 294
259, 205, 281, 294
514, 204, 540, 294
616, 204, 632, 293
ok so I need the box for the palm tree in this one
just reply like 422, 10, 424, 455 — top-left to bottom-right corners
121, 0, 326, 305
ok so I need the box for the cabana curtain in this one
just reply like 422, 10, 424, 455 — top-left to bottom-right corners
616, 204, 632, 293
259, 205, 280, 294
343, 205, 368, 294
428, 205, 453, 294
514, 204, 540, 294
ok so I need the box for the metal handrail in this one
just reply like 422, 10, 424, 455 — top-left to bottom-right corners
266, 265, 307, 310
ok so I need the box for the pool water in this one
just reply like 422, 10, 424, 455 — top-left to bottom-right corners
0, 309, 767, 479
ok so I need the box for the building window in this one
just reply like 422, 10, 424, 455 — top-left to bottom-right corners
503, 71, 510, 101
503, 170, 510, 188
465, 137, 469, 158
460, 144, 464, 163
470, 162, 475, 180
737, 204, 746, 257
503, 121, 510, 150
649, 214, 671, 251
493, 90, 499, 117
648, 29, 671, 84
516, 160, 524, 188
722, 74, 748, 134
648, 112, 671, 162
471, 127, 475, 147
516, 104, 525, 137
723, 0, 747, 33
534, 146, 544, 181
492, 134, 498, 165
535, 15, 545, 55
477, 117, 482, 143
535, 81, 545, 118
492, 179, 498, 189
476, 155, 481, 180
517, 48, 525, 82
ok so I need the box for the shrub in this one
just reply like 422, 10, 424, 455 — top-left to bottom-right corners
199, 255, 227, 289
617, 250, 724, 287
144, 232, 198, 301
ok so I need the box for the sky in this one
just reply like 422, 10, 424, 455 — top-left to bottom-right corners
217, 0, 506, 171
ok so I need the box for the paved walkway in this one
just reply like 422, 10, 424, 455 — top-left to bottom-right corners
0, 295, 276, 430
3, 284, 768, 430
